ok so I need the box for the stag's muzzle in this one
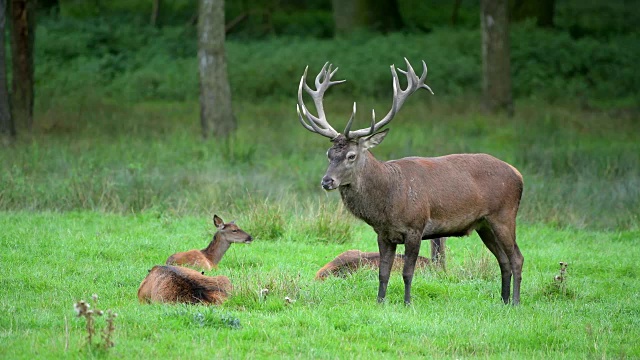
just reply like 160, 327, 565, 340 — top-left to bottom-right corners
321, 176, 337, 191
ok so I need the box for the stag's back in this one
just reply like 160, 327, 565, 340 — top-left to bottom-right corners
385, 153, 523, 237
137, 265, 232, 305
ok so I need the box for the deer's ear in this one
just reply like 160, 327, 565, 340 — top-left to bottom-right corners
361, 129, 389, 150
213, 215, 224, 228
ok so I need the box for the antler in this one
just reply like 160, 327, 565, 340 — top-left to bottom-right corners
345, 58, 433, 139
296, 58, 433, 140
296, 63, 346, 140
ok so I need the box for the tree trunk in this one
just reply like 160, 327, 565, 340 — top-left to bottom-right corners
9, 0, 35, 131
332, 0, 403, 35
451, 0, 462, 26
198, 0, 235, 139
150, 0, 160, 27
0, 0, 15, 145
481, 0, 513, 116
510, 0, 555, 28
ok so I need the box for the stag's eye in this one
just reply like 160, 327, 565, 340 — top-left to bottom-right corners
347, 153, 356, 161
232, 229, 238, 233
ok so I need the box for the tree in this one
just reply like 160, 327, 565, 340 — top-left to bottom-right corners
332, 0, 403, 35
150, 0, 160, 27
0, 0, 15, 145
9, 0, 35, 131
198, 0, 235, 139
481, 0, 513, 116
510, 0, 555, 28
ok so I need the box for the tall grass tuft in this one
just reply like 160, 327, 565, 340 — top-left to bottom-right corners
235, 194, 286, 241
297, 200, 354, 244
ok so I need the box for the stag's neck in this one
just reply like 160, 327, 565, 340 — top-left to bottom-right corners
202, 233, 231, 266
339, 152, 394, 226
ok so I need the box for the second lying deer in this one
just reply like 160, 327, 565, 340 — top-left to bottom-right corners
166, 215, 253, 271
315, 250, 431, 280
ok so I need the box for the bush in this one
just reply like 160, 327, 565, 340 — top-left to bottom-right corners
34, 17, 639, 106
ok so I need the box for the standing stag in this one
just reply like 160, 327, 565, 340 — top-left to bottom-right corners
296, 58, 524, 304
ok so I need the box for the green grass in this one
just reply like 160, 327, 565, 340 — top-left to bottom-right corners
2, 98, 638, 230
0, 95, 638, 358
0, 211, 638, 359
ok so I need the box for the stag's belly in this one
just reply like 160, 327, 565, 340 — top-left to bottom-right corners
421, 217, 483, 239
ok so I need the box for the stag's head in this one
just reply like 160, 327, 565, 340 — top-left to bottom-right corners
296, 58, 433, 191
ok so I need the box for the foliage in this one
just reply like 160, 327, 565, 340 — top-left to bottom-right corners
34, 16, 640, 107
1, 98, 638, 231
0, 212, 638, 358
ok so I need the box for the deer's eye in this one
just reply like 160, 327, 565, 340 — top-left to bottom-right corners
347, 153, 356, 161
232, 229, 238, 233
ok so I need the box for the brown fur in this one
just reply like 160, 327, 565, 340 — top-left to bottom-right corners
325, 134, 524, 305
137, 265, 232, 305
315, 250, 431, 280
298, 61, 524, 305
166, 215, 253, 271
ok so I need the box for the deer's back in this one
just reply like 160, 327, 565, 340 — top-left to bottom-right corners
137, 265, 231, 305
315, 250, 431, 280
386, 153, 523, 236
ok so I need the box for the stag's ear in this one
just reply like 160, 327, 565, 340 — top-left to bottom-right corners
213, 215, 224, 228
360, 129, 389, 150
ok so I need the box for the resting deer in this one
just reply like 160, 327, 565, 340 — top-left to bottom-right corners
166, 215, 253, 271
296, 58, 524, 305
315, 250, 431, 280
137, 265, 232, 305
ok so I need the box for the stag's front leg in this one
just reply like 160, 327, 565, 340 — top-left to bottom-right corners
402, 232, 422, 305
377, 235, 397, 303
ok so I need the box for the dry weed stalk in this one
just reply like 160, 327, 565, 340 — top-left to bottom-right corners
554, 262, 569, 296
73, 294, 117, 350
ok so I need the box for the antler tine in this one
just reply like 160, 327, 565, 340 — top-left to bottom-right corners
419, 60, 434, 95
343, 102, 357, 137
297, 63, 344, 139
346, 59, 434, 139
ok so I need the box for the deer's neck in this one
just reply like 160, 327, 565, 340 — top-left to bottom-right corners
202, 233, 231, 266
339, 152, 393, 226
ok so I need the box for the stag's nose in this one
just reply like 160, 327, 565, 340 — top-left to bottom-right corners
321, 176, 336, 190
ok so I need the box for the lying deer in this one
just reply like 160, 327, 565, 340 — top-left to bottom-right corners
296, 58, 524, 305
137, 265, 232, 305
166, 215, 253, 271
315, 250, 431, 280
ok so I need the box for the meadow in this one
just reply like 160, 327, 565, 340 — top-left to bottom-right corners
1, 15, 639, 358
1, 96, 639, 359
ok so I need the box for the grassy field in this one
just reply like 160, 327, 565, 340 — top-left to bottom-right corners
0, 211, 638, 359
0, 96, 639, 358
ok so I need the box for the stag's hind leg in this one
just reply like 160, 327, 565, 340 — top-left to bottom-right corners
479, 218, 524, 305
476, 225, 512, 304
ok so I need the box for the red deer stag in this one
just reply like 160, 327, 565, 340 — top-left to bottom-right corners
296, 58, 524, 305
166, 215, 253, 271
315, 250, 431, 280
137, 265, 232, 305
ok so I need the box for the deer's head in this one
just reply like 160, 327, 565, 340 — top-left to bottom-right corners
296, 59, 433, 191
213, 215, 253, 243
